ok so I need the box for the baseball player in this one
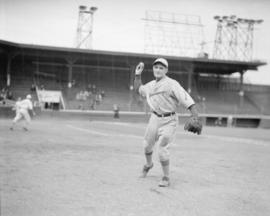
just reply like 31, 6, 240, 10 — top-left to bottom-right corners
134, 58, 202, 187
10, 94, 35, 131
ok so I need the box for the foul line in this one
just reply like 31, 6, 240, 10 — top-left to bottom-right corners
66, 124, 142, 140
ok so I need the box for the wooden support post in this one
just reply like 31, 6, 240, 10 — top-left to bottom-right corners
187, 63, 194, 94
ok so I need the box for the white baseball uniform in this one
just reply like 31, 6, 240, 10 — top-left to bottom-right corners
139, 75, 194, 162
13, 98, 33, 123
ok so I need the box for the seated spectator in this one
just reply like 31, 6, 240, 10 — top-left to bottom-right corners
101, 90, 105, 98
87, 83, 92, 91
98, 94, 102, 102
6, 90, 13, 100
88, 90, 92, 96
72, 79, 76, 87
68, 82, 72, 88
79, 91, 84, 101
30, 84, 36, 92
75, 91, 80, 100
0, 92, 6, 101
78, 103, 83, 110
90, 97, 96, 110
95, 94, 100, 105
83, 90, 89, 100
92, 84, 97, 94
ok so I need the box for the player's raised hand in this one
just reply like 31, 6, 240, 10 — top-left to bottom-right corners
135, 62, 144, 75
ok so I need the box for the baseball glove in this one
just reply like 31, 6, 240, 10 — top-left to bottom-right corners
135, 62, 144, 75
184, 116, 202, 135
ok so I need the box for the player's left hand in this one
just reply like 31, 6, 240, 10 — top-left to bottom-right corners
184, 116, 202, 135
135, 62, 144, 75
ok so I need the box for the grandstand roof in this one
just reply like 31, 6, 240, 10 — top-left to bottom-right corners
0, 39, 266, 75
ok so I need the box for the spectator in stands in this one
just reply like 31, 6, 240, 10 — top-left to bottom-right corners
40, 84, 45, 90
101, 90, 105, 98
72, 79, 76, 87
76, 92, 80, 100
99, 93, 102, 102
78, 103, 83, 110
113, 104, 120, 119
87, 83, 92, 92
92, 84, 97, 94
0, 88, 6, 101
90, 97, 96, 110
88, 89, 92, 97
6, 90, 13, 100
30, 84, 36, 92
95, 93, 102, 105
79, 91, 83, 100
83, 90, 89, 100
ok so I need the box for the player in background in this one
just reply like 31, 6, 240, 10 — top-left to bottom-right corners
10, 94, 36, 131
134, 58, 202, 187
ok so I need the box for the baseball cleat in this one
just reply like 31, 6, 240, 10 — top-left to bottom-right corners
158, 176, 170, 187
141, 163, 153, 178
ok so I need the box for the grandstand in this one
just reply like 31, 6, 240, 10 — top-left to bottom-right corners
0, 39, 268, 115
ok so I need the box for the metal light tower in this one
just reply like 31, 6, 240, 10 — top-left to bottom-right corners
76, 5, 98, 49
213, 15, 263, 61
143, 11, 205, 57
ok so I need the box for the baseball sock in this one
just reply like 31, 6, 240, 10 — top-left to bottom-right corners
160, 160, 170, 178
145, 151, 153, 167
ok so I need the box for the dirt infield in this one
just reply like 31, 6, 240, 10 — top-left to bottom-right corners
1, 118, 270, 216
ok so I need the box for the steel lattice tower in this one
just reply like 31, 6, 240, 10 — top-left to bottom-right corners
143, 11, 205, 57
75, 5, 98, 49
213, 15, 263, 61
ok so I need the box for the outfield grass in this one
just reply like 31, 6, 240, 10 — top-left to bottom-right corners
1, 118, 270, 216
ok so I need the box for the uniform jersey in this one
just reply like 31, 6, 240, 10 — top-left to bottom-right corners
13, 101, 21, 112
139, 76, 194, 114
18, 99, 33, 111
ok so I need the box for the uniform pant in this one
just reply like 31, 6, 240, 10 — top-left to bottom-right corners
143, 113, 178, 162
13, 109, 31, 123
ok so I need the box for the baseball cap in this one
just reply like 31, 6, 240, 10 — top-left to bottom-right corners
153, 58, 168, 68
26, 94, 32, 99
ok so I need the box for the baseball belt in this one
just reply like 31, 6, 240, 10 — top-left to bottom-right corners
153, 111, 176, 118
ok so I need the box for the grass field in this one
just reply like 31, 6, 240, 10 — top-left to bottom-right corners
1, 117, 270, 216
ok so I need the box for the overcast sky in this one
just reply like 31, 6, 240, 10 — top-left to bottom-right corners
0, 0, 269, 85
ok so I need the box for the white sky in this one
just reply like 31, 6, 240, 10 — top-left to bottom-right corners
0, 0, 269, 85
